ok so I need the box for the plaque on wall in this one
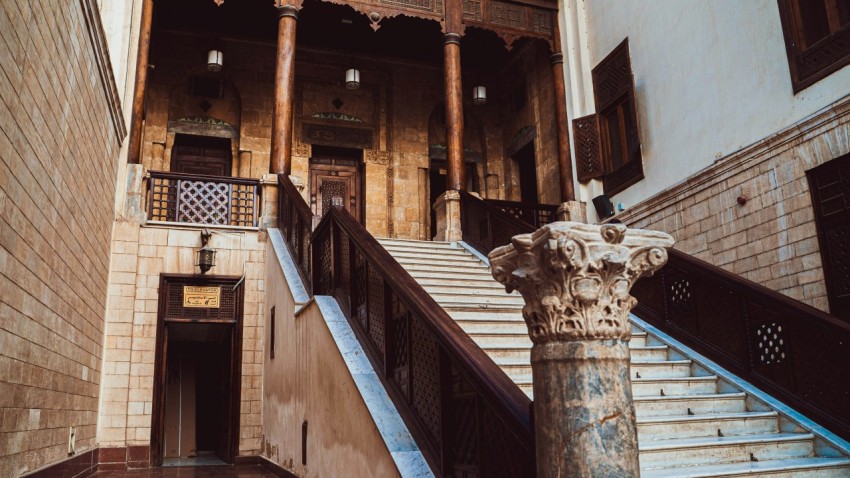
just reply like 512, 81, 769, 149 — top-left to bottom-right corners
183, 286, 221, 308
302, 123, 374, 150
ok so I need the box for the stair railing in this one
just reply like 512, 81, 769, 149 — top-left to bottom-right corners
311, 206, 535, 477
459, 191, 556, 255
630, 248, 850, 441
278, 175, 315, 293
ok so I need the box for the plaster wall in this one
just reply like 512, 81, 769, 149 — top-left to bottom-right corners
565, 0, 850, 210
263, 241, 402, 478
98, 224, 266, 456
0, 0, 125, 475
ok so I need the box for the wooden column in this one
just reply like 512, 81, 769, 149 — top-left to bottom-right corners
551, 15, 576, 201
443, 30, 465, 191
126, 0, 154, 164
271, 5, 299, 175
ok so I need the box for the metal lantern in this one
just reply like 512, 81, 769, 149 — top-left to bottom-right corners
207, 49, 223, 72
345, 68, 361, 90
473, 85, 487, 105
196, 229, 216, 274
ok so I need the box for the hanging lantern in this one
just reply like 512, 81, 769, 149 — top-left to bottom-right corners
207, 49, 223, 72
473, 85, 487, 105
345, 68, 361, 90
195, 229, 217, 274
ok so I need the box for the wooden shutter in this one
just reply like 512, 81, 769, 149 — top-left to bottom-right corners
572, 114, 605, 182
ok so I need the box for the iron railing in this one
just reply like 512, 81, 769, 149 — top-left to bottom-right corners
147, 171, 260, 227
630, 249, 850, 441
311, 206, 535, 476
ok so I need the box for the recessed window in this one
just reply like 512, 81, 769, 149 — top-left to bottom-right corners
777, 0, 850, 92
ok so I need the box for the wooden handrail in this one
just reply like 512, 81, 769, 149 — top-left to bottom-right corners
482, 197, 558, 228
459, 191, 539, 255
148, 169, 260, 186
277, 174, 314, 293
312, 206, 535, 476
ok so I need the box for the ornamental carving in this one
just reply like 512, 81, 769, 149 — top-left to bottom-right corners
489, 222, 674, 344
365, 149, 391, 165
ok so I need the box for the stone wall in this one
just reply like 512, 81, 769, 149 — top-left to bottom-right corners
616, 97, 850, 313
139, 33, 560, 240
98, 224, 266, 457
0, 0, 125, 475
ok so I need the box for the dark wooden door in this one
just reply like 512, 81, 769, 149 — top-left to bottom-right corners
807, 153, 850, 321
309, 158, 362, 222
514, 142, 538, 203
171, 135, 232, 177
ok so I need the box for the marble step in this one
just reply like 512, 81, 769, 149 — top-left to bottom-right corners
638, 433, 815, 470
376, 238, 454, 249
401, 262, 491, 273
640, 457, 850, 477
445, 310, 526, 322
455, 320, 529, 335
420, 284, 513, 295
634, 393, 748, 418
393, 255, 484, 267
383, 248, 473, 259
479, 338, 657, 363
630, 345, 670, 361
429, 295, 525, 307
632, 376, 718, 397
501, 360, 693, 383
403, 269, 497, 280
414, 278, 506, 290
637, 412, 779, 441
467, 333, 533, 348
441, 302, 525, 311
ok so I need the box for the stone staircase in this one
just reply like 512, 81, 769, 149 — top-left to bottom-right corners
377, 238, 850, 477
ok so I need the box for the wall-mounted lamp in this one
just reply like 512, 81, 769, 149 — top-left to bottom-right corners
207, 49, 223, 72
473, 85, 487, 105
196, 229, 217, 274
345, 68, 360, 90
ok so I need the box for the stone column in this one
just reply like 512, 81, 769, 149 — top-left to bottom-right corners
489, 222, 674, 478
270, 4, 299, 175
260, 173, 280, 230
433, 190, 462, 242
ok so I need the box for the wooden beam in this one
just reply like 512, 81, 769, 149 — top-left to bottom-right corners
126, 0, 154, 165
551, 13, 575, 202
271, 6, 299, 175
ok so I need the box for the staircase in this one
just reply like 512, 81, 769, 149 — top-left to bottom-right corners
377, 238, 850, 478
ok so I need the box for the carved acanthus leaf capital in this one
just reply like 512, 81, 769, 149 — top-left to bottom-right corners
489, 222, 674, 344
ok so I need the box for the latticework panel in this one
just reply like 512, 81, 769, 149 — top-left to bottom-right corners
177, 180, 231, 225
229, 183, 258, 227
321, 180, 346, 216
390, 294, 411, 397
163, 279, 238, 321
449, 365, 480, 475
317, 234, 333, 295
411, 316, 441, 442
148, 178, 178, 222
480, 405, 534, 478
367, 267, 386, 357
352, 250, 368, 329
592, 39, 633, 111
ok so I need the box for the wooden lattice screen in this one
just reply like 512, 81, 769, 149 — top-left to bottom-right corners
161, 276, 241, 322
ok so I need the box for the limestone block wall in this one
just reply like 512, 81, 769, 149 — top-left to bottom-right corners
0, 0, 125, 475
99, 224, 266, 456
263, 241, 402, 478
616, 98, 850, 313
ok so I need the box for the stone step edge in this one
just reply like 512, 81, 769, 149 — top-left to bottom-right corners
639, 457, 850, 477
638, 432, 814, 453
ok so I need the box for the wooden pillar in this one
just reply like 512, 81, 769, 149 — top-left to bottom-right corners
270, 5, 299, 175
126, 0, 154, 165
443, 12, 465, 191
551, 15, 576, 202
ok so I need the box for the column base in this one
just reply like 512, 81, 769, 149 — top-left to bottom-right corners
122, 163, 148, 224
531, 340, 639, 478
433, 190, 462, 242
259, 174, 279, 230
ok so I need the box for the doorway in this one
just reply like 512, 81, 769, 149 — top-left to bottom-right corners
171, 134, 233, 176
151, 275, 244, 467
309, 145, 364, 223
513, 142, 538, 203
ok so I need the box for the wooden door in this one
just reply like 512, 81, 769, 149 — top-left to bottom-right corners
309, 158, 362, 222
807, 153, 850, 321
171, 135, 232, 177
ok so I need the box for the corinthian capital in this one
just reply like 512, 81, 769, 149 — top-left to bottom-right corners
489, 222, 674, 344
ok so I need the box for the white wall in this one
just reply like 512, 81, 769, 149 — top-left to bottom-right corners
565, 0, 850, 213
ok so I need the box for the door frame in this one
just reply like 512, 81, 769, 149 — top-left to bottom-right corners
150, 274, 245, 466
308, 156, 364, 223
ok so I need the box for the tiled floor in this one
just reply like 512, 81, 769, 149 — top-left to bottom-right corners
92, 465, 279, 477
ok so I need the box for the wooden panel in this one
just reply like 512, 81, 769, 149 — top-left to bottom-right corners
309, 161, 362, 222
572, 114, 605, 182
807, 153, 850, 321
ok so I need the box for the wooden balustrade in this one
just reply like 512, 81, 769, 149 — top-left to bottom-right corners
277, 175, 314, 293
147, 171, 260, 227
311, 206, 535, 477
631, 249, 850, 441
460, 191, 555, 255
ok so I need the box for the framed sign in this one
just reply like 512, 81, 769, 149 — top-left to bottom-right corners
183, 286, 221, 308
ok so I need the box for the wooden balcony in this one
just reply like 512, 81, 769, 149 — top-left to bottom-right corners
146, 171, 261, 228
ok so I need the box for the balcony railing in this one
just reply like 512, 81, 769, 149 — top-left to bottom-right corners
460, 191, 555, 256
146, 171, 260, 228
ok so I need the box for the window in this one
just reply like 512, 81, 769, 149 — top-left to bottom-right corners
571, 38, 644, 196
777, 0, 850, 92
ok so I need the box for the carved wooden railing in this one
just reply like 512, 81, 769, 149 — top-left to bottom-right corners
460, 191, 556, 255
312, 206, 535, 477
630, 249, 850, 441
277, 175, 314, 293
147, 171, 260, 227
482, 198, 558, 229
